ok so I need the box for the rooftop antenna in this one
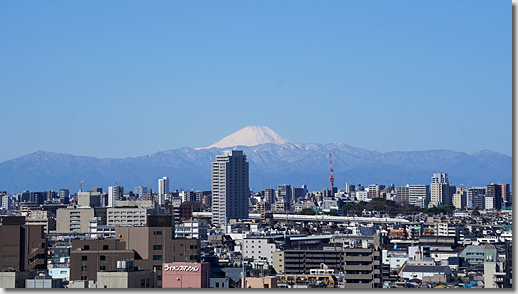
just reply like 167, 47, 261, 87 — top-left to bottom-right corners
79, 181, 84, 192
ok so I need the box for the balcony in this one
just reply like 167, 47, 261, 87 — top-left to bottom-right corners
344, 274, 374, 280
345, 256, 372, 262
345, 265, 373, 271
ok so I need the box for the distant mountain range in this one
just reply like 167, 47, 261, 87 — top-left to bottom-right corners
0, 126, 512, 194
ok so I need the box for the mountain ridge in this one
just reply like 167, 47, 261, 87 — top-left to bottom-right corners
0, 141, 511, 194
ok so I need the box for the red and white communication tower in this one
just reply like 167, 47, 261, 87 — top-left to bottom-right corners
329, 152, 334, 189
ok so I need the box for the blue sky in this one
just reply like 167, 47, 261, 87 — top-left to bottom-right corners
0, 1, 511, 163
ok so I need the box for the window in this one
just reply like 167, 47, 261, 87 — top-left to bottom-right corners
157, 275, 162, 280
82, 256, 87, 261
81, 266, 87, 271
154, 231, 162, 235
153, 265, 162, 271
81, 276, 87, 280
83, 245, 90, 250
153, 255, 162, 260
99, 265, 106, 271
100, 256, 106, 261
103, 245, 109, 250
141, 279, 146, 288
153, 245, 162, 250
60, 271, 67, 274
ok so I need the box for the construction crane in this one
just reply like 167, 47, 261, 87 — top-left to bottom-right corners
464, 180, 472, 191
329, 153, 334, 190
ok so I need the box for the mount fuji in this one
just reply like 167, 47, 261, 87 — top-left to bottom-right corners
0, 126, 512, 193
197, 125, 292, 149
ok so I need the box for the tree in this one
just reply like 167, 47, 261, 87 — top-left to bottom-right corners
471, 210, 480, 216
324, 211, 339, 216
299, 208, 316, 215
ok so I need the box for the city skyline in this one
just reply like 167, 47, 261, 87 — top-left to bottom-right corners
0, 1, 511, 164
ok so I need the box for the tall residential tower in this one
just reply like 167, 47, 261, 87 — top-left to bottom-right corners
158, 177, 169, 206
211, 150, 249, 228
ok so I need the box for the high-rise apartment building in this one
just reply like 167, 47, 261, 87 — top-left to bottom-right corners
499, 183, 511, 204
409, 184, 430, 208
430, 183, 452, 207
158, 177, 169, 206
134, 186, 147, 197
1, 195, 11, 210
396, 186, 409, 203
264, 188, 275, 204
211, 150, 249, 228
486, 184, 503, 211
59, 189, 70, 205
431, 173, 450, 184
452, 190, 467, 210
367, 184, 385, 199
181, 190, 197, 202
278, 185, 292, 203
345, 183, 355, 194
108, 185, 123, 208
467, 187, 485, 209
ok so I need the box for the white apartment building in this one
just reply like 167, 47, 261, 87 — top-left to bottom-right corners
355, 190, 368, 201
158, 177, 169, 206
108, 186, 123, 208
211, 150, 249, 228
175, 220, 207, 239
485, 196, 495, 210
436, 223, 458, 238
409, 184, 430, 208
107, 207, 152, 226
1, 195, 11, 210
242, 238, 277, 265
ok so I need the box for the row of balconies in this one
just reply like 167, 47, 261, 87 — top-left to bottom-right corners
344, 274, 374, 280
345, 265, 373, 271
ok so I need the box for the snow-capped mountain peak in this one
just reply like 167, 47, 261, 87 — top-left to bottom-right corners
197, 125, 292, 149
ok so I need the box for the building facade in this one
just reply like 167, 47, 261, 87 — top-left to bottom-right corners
108, 186, 124, 208
211, 150, 249, 228
158, 177, 169, 206
0, 216, 48, 272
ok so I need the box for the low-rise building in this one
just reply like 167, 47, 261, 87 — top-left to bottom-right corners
96, 269, 155, 288
175, 220, 207, 239
244, 276, 278, 288
162, 262, 210, 288
242, 237, 277, 265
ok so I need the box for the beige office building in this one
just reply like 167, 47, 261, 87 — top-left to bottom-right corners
55, 207, 95, 234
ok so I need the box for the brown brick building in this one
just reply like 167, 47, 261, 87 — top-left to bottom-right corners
0, 216, 47, 272
70, 217, 200, 288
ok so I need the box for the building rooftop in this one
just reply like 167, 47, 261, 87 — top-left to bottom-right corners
402, 265, 451, 273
